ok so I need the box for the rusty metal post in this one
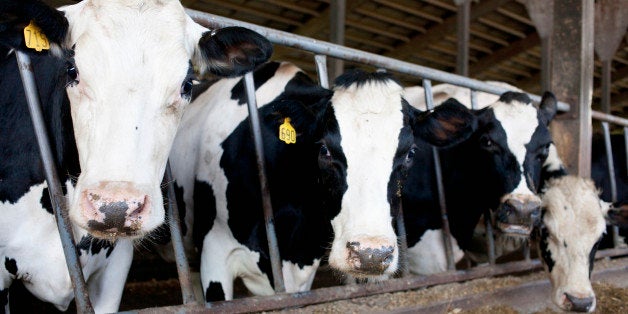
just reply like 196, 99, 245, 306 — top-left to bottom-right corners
395, 203, 410, 277
549, 0, 594, 177
243, 72, 286, 293
164, 163, 197, 304
455, 0, 470, 76
593, 0, 628, 114
15, 51, 94, 314
601, 122, 620, 248
522, 0, 554, 93
424, 79, 456, 271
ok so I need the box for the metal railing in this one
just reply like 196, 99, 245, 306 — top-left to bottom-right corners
15, 8, 628, 314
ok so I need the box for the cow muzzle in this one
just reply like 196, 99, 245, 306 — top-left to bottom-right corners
79, 181, 150, 238
561, 293, 596, 313
340, 236, 397, 276
495, 194, 541, 237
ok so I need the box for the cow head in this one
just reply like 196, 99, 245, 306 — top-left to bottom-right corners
536, 175, 621, 313
471, 91, 561, 237
275, 69, 476, 278
1, 0, 272, 239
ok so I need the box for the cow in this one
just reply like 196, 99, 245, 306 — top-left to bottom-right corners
401, 84, 566, 274
167, 61, 477, 301
0, 0, 271, 312
536, 175, 628, 312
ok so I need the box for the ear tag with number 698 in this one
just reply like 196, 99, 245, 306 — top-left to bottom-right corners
279, 117, 296, 144
24, 20, 50, 52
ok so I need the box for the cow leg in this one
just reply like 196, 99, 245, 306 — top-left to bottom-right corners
86, 239, 133, 313
281, 259, 320, 293
200, 224, 274, 301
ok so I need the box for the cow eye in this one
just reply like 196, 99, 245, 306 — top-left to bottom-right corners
405, 146, 417, 166
181, 79, 194, 97
319, 144, 331, 158
537, 144, 550, 160
66, 62, 79, 84
480, 135, 493, 148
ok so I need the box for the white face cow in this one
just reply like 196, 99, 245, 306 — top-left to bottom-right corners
538, 175, 615, 312
9, 0, 272, 239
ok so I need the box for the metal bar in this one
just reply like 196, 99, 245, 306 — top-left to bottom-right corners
540, 36, 551, 92
329, 0, 346, 79
601, 59, 612, 114
625, 128, 628, 175
423, 79, 456, 271
15, 51, 94, 314
456, 0, 470, 76
523, 239, 531, 261
243, 72, 285, 293
127, 247, 628, 313
601, 122, 620, 248
470, 90, 478, 110
314, 54, 330, 89
484, 209, 496, 265
591, 111, 628, 127
395, 203, 410, 278
164, 162, 197, 304
185, 9, 571, 112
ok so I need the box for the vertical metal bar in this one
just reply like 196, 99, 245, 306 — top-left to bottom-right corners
624, 127, 628, 174
541, 36, 551, 93
601, 60, 612, 114
243, 72, 286, 292
483, 209, 496, 265
329, 0, 346, 79
470, 90, 478, 110
164, 163, 197, 304
523, 239, 531, 261
424, 79, 456, 271
15, 51, 94, 314
314, 54, 330, 89
395, 203, 409, 278
456, 0, 470, 76
601, 122, 620, 247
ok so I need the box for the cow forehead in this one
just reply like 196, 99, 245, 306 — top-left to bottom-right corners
64, 0, 194, 87
331, 80, 404, 205
543, 177, 606, 245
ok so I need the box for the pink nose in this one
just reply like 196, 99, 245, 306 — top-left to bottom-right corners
80, 181, 149, 236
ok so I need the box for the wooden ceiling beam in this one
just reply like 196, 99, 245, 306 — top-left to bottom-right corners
355, 7, 426, 33
290, 0, 370, 37
260, 0, 321, 17
201, 0, 302, 27
385, 0, 512, 60
469, 32, 540, 76
373, 0, 444, 23
345, 20, 410, 42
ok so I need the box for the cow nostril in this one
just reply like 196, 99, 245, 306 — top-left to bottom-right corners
564, 293, 594, 312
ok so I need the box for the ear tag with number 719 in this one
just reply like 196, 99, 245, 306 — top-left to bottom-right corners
279, 118, 296, 144
24, 20, 50, 52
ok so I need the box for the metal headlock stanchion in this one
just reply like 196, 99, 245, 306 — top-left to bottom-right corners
15, 51, 95, 314
242, 72, 286, 293
163, 163, 197, 304
423, 79, 456, 271
601, 122, 620, 248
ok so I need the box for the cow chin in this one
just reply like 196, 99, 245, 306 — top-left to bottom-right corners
69, 181, 164, 239
553, 288, 596, 313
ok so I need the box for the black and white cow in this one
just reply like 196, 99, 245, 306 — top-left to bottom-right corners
0, 0, 271, 311
536, 175, 628, 312
168, 61, 477, 301
401, 85, 566, 274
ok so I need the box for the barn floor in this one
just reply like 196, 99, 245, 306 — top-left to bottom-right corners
8, 252, 628, 313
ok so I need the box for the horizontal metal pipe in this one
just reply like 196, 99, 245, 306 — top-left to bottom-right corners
185, 9, 570, 112
592, 111, 628, 127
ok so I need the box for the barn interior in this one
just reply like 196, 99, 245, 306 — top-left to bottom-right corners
16, 0, 628, 313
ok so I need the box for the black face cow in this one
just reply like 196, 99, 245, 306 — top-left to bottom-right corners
401, 86, 566, 274
168, 61, 476, 300
0, 0, 271, 311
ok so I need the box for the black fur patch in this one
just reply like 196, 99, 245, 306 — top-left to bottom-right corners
4, 258, 17, 276
588, 237, 602, 278
192, 180, 217, 251
333, 68, 400, 89
498, 91, 531, 105
40, 187, 53, 214
0, 288, 7, 307
77, 235, 114, 258
205, 281, 225, 302
539, 226, 555, 272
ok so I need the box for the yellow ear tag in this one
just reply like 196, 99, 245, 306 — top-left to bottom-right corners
24, 20, 50, 52
279, 117, 296, 144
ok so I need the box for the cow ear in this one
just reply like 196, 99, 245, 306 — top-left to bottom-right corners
411, 97, 477, 147
0, 0, 68, 51
196, 26, 273, 78
539, 91, 558, 124
606, 203, 628, 228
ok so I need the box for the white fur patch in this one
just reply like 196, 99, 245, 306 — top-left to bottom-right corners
407, 229, 464, 275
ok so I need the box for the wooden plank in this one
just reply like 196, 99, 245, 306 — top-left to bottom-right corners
345, 20, 410, 42
201, 0, 302, 26
260, 0, 321, 17
373, 0, 444, 23
355, 8, 426, 33
469, 32, 540, 76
